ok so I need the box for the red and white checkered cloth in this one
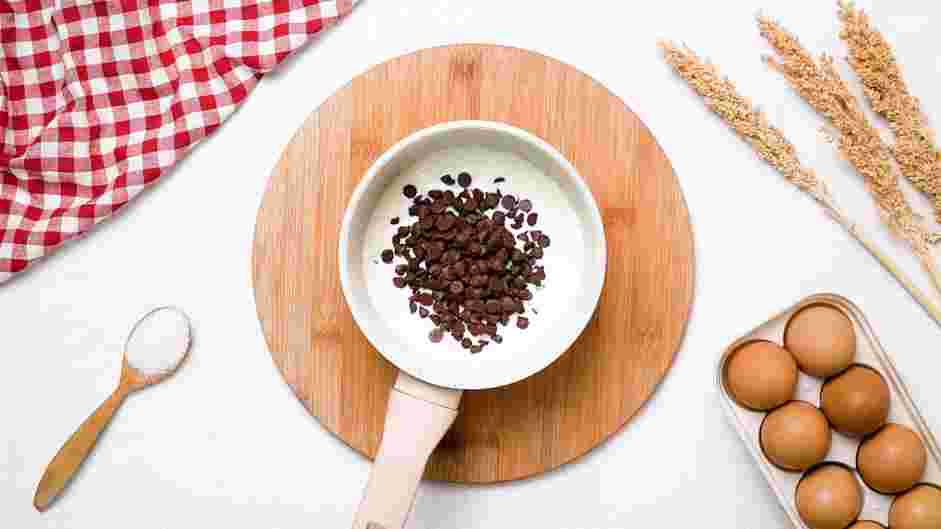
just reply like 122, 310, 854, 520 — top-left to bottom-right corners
0, 0, 355, 283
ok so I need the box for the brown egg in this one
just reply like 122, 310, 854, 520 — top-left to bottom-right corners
760, 401, 831, 471
724, 341, 798, 410
890, 484, 941, 529
821, 365, 890, 437
796, 464, 863, 529
858, 423, 927, 494
847, 522, 886, 529
785, 304, 856, 378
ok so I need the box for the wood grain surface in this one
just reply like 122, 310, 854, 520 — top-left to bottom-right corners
252, 44, 695, 483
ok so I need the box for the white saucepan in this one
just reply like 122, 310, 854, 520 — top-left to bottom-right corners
339, 121, 606, 529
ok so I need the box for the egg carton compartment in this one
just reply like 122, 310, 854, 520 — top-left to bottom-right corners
717, 293, 941, 528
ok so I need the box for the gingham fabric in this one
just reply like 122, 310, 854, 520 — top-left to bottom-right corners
0, 0, 355, 283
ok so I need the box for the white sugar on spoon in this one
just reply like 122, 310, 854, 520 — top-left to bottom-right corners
34, 307, 192, 511
125, 307, 191, 377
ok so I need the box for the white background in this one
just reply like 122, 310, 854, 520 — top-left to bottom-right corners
4, 1, 941, 527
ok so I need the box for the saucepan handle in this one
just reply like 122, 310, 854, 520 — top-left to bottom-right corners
352, 371, 463, 529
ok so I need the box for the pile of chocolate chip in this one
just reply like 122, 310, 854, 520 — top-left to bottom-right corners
381, 172, 550, 353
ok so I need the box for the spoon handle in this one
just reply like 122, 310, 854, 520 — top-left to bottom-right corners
33, 377, 132, 511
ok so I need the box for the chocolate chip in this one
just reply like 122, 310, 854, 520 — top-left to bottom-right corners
381, 249, 394, 263
485, 299, 500, 314
441, 265, 454, 280
403, 184, 417, 198
488, 257, 503, 272
527, 268, 546, 283
502, 232, 515, 249
436, 214, 456, 231
500, 297, 516, 312
427, 244, 443, 262
391, 217, 400, 225
417, 293, 434, 305
388, 175, 549, 352
494, 177, 506, 183
461, 338, 473, 349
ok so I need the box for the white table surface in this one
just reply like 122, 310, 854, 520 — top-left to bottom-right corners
5, 1, 941, 527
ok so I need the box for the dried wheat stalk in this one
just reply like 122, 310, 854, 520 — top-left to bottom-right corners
758, 15, 941, 301
837, 1, 941, 223
660, 41, 941, 327
659, 43, 833, 205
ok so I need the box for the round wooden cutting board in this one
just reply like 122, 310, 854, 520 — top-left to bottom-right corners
252, 44, 694, 483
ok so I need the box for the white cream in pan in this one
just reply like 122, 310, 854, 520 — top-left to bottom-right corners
361, 143, 585, 358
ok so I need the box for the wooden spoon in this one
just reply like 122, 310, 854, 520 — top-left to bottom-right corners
33, 307, 191, 511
